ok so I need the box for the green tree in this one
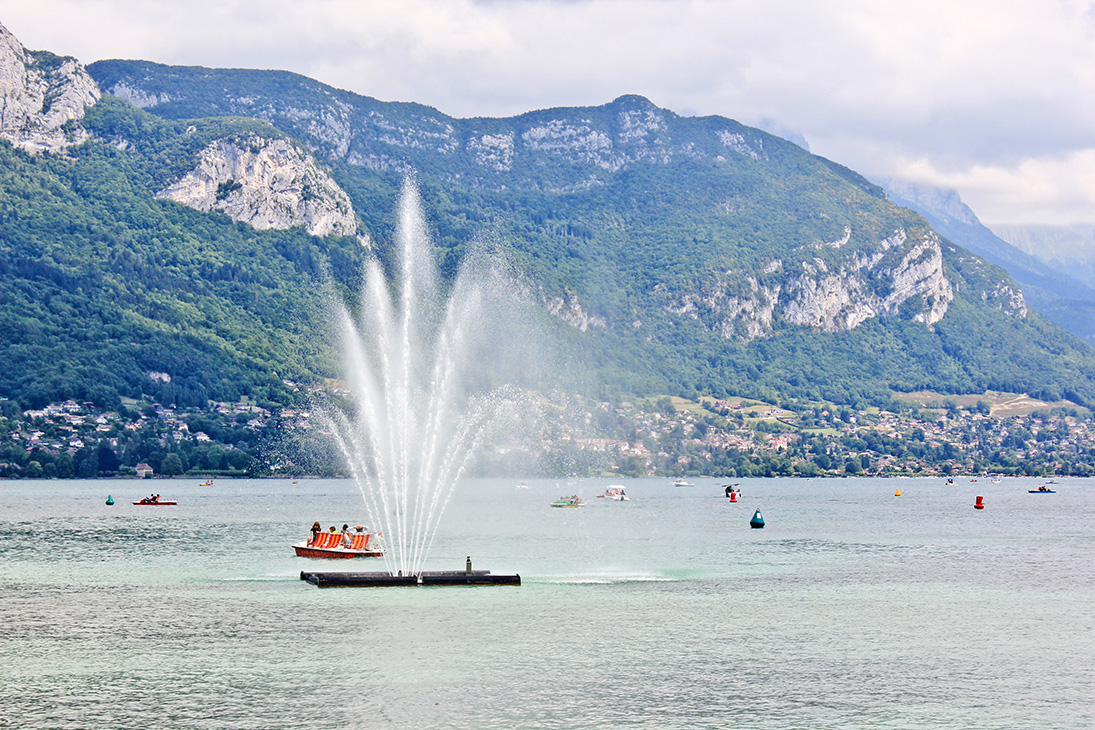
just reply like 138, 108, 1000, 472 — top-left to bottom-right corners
160, 453, 184, 476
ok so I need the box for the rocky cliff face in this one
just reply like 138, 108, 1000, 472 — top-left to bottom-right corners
545, 288, 608, 332
661, 228, 957, 341
780, 229, 953, 331
155, 136, 358, 237
0, 21, 100, 154
0, 24, 354, 238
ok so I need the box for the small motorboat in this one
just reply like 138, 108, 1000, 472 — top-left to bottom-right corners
673, 480, 694, 487
199, 480, 214, 487
133, 496, 177, 506
1028, 487, 1056, 493
294, 530, 383, 559
599, 486, 629, 501
550, 495, 585, 508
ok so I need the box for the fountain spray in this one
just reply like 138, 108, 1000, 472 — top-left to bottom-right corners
324, 179, 526, 577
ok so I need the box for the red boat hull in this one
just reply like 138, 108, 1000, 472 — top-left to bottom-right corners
293, 544, 384, 559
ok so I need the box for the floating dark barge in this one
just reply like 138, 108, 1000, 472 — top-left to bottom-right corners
300, 569, 521, 587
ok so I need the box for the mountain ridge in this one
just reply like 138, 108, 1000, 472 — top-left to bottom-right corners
85, 59, 989, 344
2, 20, 1095, 418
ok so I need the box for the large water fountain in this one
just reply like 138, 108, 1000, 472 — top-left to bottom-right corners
312, 179, 529, 585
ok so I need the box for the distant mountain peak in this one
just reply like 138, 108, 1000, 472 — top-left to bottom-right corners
609, 93, 658, 108
875, 177, 979, 227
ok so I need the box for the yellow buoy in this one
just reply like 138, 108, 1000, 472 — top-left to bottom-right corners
894, 489, 901, 497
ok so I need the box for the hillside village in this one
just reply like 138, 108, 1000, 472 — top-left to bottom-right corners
535, 391, 1094, 479
3, 387, 1092, 479
0, 395, 287, 479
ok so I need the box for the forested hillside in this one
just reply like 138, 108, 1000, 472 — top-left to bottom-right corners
0, 98, 367, 410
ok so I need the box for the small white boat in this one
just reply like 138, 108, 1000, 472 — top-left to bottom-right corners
598, 486, 629, 501
673, 479, 694, 487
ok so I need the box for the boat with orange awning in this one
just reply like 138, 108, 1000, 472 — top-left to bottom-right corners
293, 529, 384, 558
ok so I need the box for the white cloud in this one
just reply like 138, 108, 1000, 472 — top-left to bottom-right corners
894, 149, 1095, 226
4, 0, 1095, 225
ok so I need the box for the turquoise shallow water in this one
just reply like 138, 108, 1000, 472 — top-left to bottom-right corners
2, 476, 1093, 729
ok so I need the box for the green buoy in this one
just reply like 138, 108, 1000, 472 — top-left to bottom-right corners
749, 508, 764, 528
106, 495, 114, 505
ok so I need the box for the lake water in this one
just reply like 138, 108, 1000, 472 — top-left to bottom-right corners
2, 476, 1093, 729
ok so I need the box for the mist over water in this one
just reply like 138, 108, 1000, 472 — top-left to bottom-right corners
325, 180, 532, 576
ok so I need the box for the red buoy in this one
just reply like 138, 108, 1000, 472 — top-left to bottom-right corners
974, 495, 984, 510
730, 491, 738, 502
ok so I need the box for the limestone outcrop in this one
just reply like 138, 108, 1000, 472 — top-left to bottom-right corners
156, 136, 358, 237
545, 288, 608, 332
0, 21, 100, 153
663, 228, 957, 341
780, 230, 953, 331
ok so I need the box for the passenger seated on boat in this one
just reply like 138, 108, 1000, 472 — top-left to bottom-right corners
308, 521, 322, 546
341, 524, 353, 548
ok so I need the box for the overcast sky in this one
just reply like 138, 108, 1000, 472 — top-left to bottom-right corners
5, 0, 1095, 227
